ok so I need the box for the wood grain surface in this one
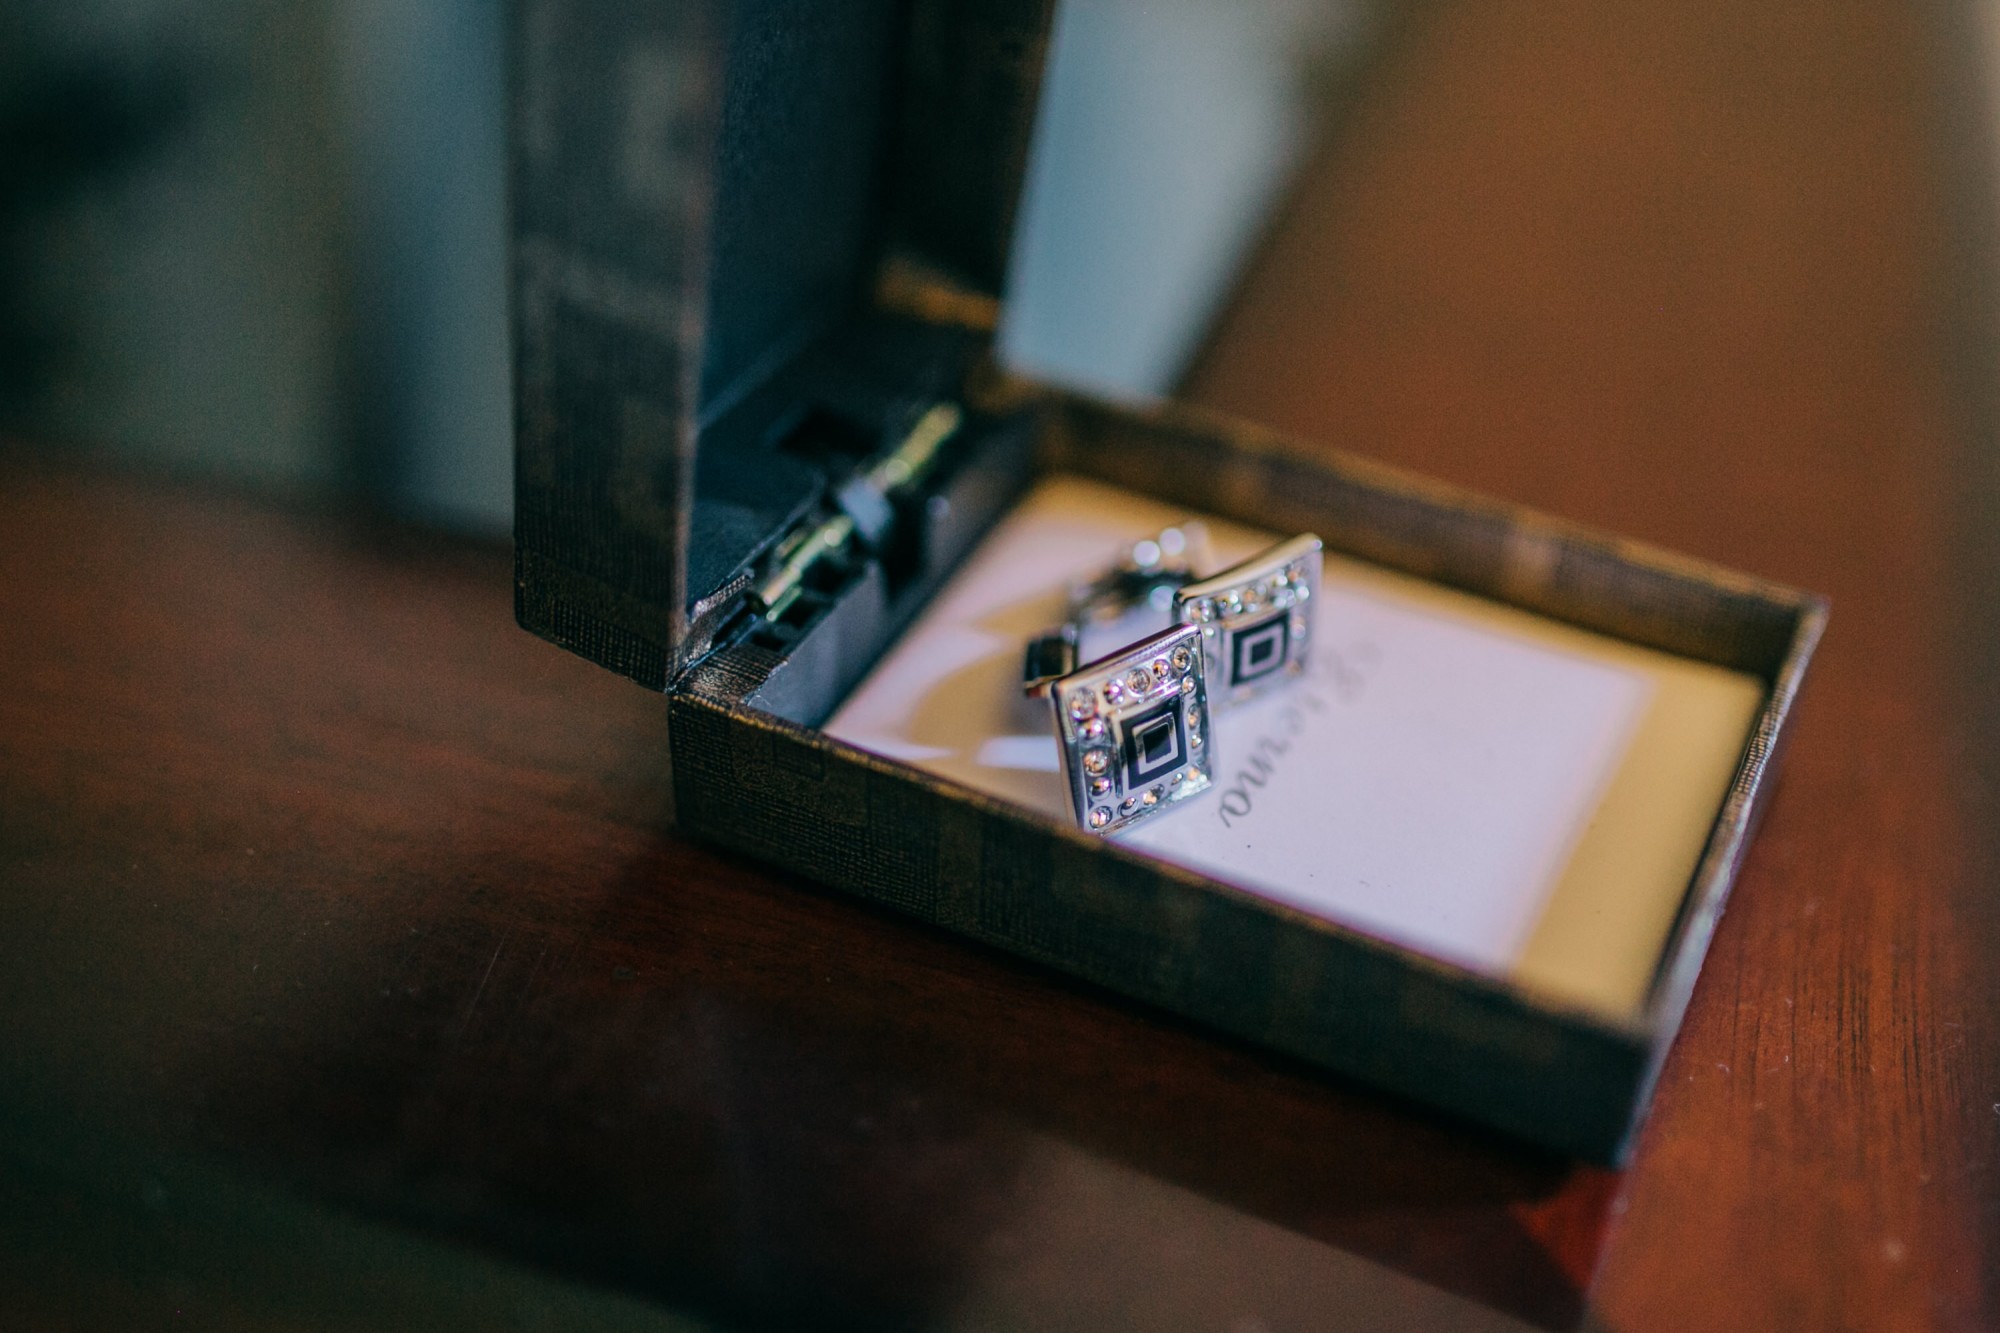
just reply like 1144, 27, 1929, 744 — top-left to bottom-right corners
1191, 1, 2000, 1327
1, 0, 1995, 1329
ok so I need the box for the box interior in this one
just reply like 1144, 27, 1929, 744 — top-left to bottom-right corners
822, 474, 1766, 1022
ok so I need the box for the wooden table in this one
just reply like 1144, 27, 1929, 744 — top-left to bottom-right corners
2, 1, 1994, 1328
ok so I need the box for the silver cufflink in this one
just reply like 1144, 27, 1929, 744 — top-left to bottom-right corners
1024, 527, 1216, 835
1022, 527, 1323, 835
1174, 534, 1323, 708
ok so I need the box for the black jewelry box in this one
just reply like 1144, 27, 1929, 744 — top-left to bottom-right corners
509, 0, 1825, 1162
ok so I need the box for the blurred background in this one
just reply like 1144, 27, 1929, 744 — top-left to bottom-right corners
1, 0, 510, 529
0, 0, 1377, 535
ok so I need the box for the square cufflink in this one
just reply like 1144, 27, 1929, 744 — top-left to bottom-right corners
1039, 623, 1213, 834
1172, 534, 1323, 707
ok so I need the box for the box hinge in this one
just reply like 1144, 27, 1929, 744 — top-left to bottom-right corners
750, 400, 964, 627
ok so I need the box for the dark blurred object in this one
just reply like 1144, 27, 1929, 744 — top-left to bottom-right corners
0, 3, 510, 530
0, 5, 352, 501
0, 31, 193, 412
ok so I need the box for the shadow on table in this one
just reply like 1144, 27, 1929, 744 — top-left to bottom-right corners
150, 828, 1620, 1333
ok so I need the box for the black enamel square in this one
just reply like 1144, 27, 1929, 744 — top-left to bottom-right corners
1230, 613, 1290, 686
1122, 699, 1186, 789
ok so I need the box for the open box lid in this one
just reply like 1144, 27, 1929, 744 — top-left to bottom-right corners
512, 0, 1056, 689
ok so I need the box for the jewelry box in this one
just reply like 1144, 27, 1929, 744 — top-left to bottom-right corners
509, 0, 1825, 1162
